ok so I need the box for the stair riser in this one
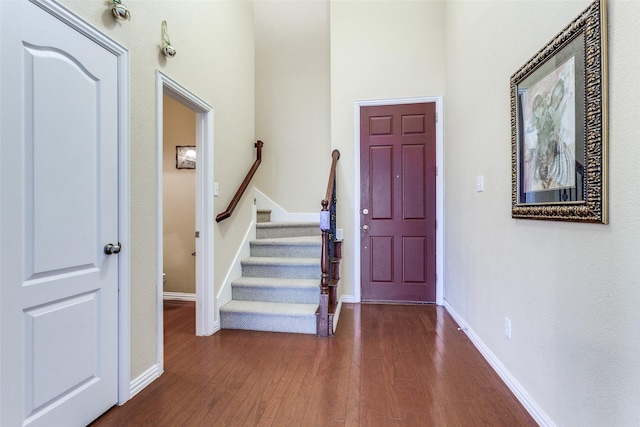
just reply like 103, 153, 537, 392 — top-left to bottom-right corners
221, 312, 316, 334
250, 243, 321, 258
257, 211, 271, 223
241, 263, 320, 280
256, 226, 320, 239
232, 286, 319, 304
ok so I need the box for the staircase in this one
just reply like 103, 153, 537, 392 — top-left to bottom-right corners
219, 210, 321, 334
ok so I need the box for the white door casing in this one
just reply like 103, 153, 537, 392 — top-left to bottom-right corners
156, 71, 215, 346
353, 97, 445, 305
1, 1, 129, 425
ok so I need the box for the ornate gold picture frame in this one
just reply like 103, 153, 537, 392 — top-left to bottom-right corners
511, 0, 608, 223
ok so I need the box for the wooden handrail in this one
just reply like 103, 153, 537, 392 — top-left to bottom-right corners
322, 149, 341, 209
216, 141, 263, 223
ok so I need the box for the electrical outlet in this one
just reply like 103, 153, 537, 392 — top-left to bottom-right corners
504, 317, 511, 339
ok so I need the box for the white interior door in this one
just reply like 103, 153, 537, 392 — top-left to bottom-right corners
1, 1, 119, 425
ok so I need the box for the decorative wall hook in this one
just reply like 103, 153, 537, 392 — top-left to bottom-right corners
111, 0, 131, 20
162, 20, 177, 58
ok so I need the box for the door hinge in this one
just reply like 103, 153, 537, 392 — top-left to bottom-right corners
435, 220, 438, 230
435, 112, 438, 123
195, 231, 200, 238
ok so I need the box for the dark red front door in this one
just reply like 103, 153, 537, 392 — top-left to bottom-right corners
360, 103, 436, 302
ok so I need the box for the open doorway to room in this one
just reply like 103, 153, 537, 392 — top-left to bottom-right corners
162, 94, 197, 352
162, 95, 197, 303
156, 71, 215, 372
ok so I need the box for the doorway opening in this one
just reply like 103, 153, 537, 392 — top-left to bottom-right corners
162, 94, 197, 303
156, 71, 215, 372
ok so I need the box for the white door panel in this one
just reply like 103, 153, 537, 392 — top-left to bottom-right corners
27, 43, 102, 274
1, 1, 119, 426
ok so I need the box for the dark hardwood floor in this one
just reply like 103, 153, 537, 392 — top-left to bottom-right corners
91, 302, 536, 426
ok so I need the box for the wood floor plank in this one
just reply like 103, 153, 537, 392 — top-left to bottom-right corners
244, 338, 302, 424
260, 347, 307, 419
268, 347, 317, 425
90, 302, 537, 427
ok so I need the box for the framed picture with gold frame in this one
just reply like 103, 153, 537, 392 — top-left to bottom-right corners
511, 0, 608, 223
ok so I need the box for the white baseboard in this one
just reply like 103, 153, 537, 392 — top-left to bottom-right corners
443, 300, 554, 427
254, 188, 318, 223
163, 292, 196, 302
333, 294, 358, 333
332, 297, 345, 333
129, 364, 162, 400
340, 294, 357, 303
211, 319, 220, 334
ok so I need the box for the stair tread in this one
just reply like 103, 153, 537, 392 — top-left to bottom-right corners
232, 276, 318, 288
256, 221, 320, 228
221, 300, 318, 316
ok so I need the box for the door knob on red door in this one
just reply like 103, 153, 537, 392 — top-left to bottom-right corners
362, 225, 369, 231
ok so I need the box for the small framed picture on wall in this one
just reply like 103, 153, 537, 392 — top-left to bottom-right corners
176, 146, 196, 169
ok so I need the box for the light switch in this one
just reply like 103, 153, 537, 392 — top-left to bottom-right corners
476, 175, 484, 192
214, 182, 219, 197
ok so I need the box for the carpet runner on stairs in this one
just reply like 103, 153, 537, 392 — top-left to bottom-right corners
220, 210, 321, 334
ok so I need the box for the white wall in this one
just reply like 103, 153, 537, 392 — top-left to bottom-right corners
59, 0, 255, 380
254, 0, 331, 213
444, 0, 640, 425
330, 0, 447, 301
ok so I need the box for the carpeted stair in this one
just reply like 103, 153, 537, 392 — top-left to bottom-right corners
220, 210, 321, 334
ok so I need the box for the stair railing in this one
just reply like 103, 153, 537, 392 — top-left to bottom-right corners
317, 149, 341, 337
216, 141, 263, 223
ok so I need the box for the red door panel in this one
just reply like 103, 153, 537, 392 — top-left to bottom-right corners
403, 144, 426, 219
360, 103, 436, 302
370, 146, 393, 219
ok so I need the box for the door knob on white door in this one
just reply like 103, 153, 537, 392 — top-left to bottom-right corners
104, 243, 121, 255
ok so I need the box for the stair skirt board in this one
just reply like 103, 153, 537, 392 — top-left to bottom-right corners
220, 300, 317, 334
217, 217, 256, 312
254, 188, 319, 223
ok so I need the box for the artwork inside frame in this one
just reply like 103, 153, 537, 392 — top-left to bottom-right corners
176, 146, 196, 169
510, 0, 608, 223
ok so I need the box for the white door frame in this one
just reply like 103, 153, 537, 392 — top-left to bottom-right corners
25, 0, 132, 406
353, 96, 444, 306
155, 72, 215, 365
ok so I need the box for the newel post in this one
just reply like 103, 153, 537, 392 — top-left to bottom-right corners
317, 200, 330, 337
